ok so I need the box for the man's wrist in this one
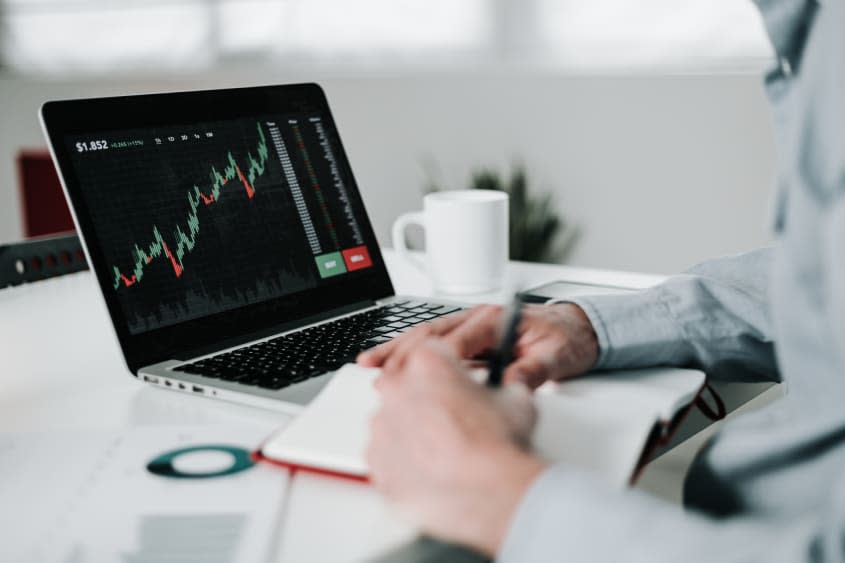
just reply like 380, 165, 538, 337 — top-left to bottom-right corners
552, 302, 600, 373
466, 447, 547, 556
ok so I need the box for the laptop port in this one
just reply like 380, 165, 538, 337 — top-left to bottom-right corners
192, 385, 204, 394
164, 380, 172, 387
143, 375, 159, 384
178, 383, 186, 390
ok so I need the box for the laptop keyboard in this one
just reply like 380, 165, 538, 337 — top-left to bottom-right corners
172, 301, 461, 391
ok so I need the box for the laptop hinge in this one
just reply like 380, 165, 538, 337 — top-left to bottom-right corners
174, 300, 377, 361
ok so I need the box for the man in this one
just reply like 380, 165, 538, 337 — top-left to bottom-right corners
357, 0, 845, 560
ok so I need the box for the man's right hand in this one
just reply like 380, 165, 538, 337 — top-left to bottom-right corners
357, 302, 600, 389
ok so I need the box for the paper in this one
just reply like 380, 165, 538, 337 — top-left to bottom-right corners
0, 426, 289, 563
276, 472, 418, 563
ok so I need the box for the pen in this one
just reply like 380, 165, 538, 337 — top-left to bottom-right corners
486, 294, 523, 387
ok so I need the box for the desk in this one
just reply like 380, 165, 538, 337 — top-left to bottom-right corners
0, 250, 774, 561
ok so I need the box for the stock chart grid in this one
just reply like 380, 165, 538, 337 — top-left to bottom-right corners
68, 115, 372, 334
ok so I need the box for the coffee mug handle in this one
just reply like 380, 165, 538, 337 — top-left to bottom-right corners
391, 211, 426, 273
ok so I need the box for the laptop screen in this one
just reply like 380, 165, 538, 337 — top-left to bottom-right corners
42, 85, 394, 374
64, 113, 378, 335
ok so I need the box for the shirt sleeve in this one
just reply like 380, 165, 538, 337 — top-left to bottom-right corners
568, 248, 778, 382
498, 464, 843, 563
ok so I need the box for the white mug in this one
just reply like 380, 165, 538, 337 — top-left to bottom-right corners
392, 190, 508, 294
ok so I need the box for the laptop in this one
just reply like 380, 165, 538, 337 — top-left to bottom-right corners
40, 83, 464, 414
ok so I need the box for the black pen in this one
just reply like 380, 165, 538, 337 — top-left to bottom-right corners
486, 295, 523, 387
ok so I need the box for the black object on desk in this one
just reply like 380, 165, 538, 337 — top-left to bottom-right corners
486, 295, 523, 387
0, 232, 88, 288
369, 536, 489, 563
519, 280, 639, 304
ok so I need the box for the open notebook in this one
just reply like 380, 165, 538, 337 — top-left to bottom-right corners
256, 363, 705, 488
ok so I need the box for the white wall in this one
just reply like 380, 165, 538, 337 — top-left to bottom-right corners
0, 68, 776, 274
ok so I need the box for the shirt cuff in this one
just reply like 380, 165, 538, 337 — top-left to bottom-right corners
497, 465, 657, 563
567, 289, 692, 371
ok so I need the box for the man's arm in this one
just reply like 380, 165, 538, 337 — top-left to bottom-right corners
362, 248, 779, 386
366, 339, 841, 563
570, 248, 779, 382
500, 463, 839, 563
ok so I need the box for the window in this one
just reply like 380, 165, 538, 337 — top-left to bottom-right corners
0, 0, 490, 73
268, 0, 489, 55
535, 0, 773, 69
2, 0, 214, 73
0, 0, 773, 75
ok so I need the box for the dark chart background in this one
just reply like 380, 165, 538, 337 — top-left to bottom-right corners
67, 115, 369, 334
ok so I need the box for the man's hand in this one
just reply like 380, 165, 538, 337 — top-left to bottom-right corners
358, 303, 600, 388
367, 340, 546, 555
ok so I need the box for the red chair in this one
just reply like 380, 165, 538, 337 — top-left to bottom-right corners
16, 150, 75, 238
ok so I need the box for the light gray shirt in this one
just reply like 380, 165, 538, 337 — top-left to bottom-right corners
500, 1, 845, 560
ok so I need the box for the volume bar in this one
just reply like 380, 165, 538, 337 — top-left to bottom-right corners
314, 119, 363, 246
268, 123, 322, 255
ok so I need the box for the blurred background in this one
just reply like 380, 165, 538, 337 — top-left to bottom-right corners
0, 0, 777, 273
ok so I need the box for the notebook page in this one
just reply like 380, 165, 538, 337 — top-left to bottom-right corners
532, 367, 705, 487
260, 365, 381, 476
260, 365, 703, 486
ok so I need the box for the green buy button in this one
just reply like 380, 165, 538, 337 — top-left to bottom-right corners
315, 251, 347, 278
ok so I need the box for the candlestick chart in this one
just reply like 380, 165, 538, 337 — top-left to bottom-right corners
111, 123, 268, 290
68, 115, 373, 335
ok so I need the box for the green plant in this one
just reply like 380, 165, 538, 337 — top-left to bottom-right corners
426, 163, 574, 263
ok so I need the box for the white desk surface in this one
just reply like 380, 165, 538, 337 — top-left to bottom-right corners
0, 249, 664, 562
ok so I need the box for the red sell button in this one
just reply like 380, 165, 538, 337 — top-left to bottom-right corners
342, 245, 373, 271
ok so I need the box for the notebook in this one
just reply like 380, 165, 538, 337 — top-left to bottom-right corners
255, 363, 705, 488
